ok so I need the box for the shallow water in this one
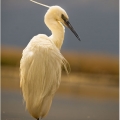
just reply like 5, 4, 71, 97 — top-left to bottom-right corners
1, 66, 119, 120
1, 90, 118, 120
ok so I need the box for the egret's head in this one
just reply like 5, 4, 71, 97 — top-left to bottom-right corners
30, 0, 80, 40
46, 6, 81, 41
48, 6, 69, 24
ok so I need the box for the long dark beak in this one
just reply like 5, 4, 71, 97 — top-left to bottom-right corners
61, 14, 81, 41
66, 20, 81, 41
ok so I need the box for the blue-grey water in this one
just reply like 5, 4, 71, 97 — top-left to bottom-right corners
1, 90, 118, 120
1, 0, 119, 56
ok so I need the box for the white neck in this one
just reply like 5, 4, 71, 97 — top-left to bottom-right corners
44, 13, 65, 49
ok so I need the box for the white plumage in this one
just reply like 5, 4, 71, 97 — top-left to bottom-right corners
20, 0, 80, 120
20, 34, 69, 118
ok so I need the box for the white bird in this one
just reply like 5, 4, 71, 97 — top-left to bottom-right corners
20, 0, 80, 120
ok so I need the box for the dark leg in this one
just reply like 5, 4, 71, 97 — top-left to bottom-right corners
37, 118, 39, 120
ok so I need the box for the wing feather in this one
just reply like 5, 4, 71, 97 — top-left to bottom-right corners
20, 34, 70, 118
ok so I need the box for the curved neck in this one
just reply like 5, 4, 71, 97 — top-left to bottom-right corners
44, 15, 65, 49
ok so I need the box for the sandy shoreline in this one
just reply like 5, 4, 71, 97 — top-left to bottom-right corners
1, 66, 118, 100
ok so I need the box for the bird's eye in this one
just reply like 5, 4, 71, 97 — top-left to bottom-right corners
61, 14, 68, 22
61, 14, 69, 25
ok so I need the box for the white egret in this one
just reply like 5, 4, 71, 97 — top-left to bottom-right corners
20, 0, 80, 120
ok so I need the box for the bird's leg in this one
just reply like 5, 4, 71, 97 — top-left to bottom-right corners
37, 118, 39, 120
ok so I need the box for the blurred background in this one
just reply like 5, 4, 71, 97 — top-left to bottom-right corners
1, 0, 119, 120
